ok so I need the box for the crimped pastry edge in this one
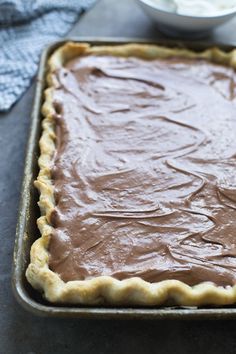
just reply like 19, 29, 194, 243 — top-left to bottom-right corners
26, 41, 236, 306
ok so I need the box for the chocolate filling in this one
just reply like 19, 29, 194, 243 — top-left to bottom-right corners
49, 54, 236, 286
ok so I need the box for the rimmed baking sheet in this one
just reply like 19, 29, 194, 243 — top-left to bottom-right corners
12, 37, 236, 319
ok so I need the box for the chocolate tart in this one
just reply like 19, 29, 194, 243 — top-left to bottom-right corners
26, 42, 236, 306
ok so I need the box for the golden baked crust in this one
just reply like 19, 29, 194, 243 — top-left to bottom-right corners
26, 42, 236, 306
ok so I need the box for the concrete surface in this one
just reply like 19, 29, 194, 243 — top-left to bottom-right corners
1, 0, 236, 353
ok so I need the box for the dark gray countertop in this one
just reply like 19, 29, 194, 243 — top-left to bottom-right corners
1, 0, 236, 353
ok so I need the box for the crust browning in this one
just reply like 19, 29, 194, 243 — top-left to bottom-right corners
26, 42, 236, 306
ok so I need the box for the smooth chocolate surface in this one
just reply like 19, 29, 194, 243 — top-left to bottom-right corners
49, 53, 236, 286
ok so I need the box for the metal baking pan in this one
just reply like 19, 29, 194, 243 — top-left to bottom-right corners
12, 37, 236, 319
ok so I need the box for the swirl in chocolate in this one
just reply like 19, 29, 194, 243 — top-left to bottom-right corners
49, 54, 236, 286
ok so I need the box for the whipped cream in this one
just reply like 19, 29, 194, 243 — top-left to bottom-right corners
149, 0, 236, 16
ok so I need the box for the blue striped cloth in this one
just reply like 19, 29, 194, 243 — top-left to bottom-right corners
0, 0, 96, 111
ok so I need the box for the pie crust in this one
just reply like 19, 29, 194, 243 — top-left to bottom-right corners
26, 42, 236, 306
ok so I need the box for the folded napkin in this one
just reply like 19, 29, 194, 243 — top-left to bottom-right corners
0, 0, 96, 112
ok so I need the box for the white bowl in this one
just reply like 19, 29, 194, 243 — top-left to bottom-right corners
137, 0, 236, 37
